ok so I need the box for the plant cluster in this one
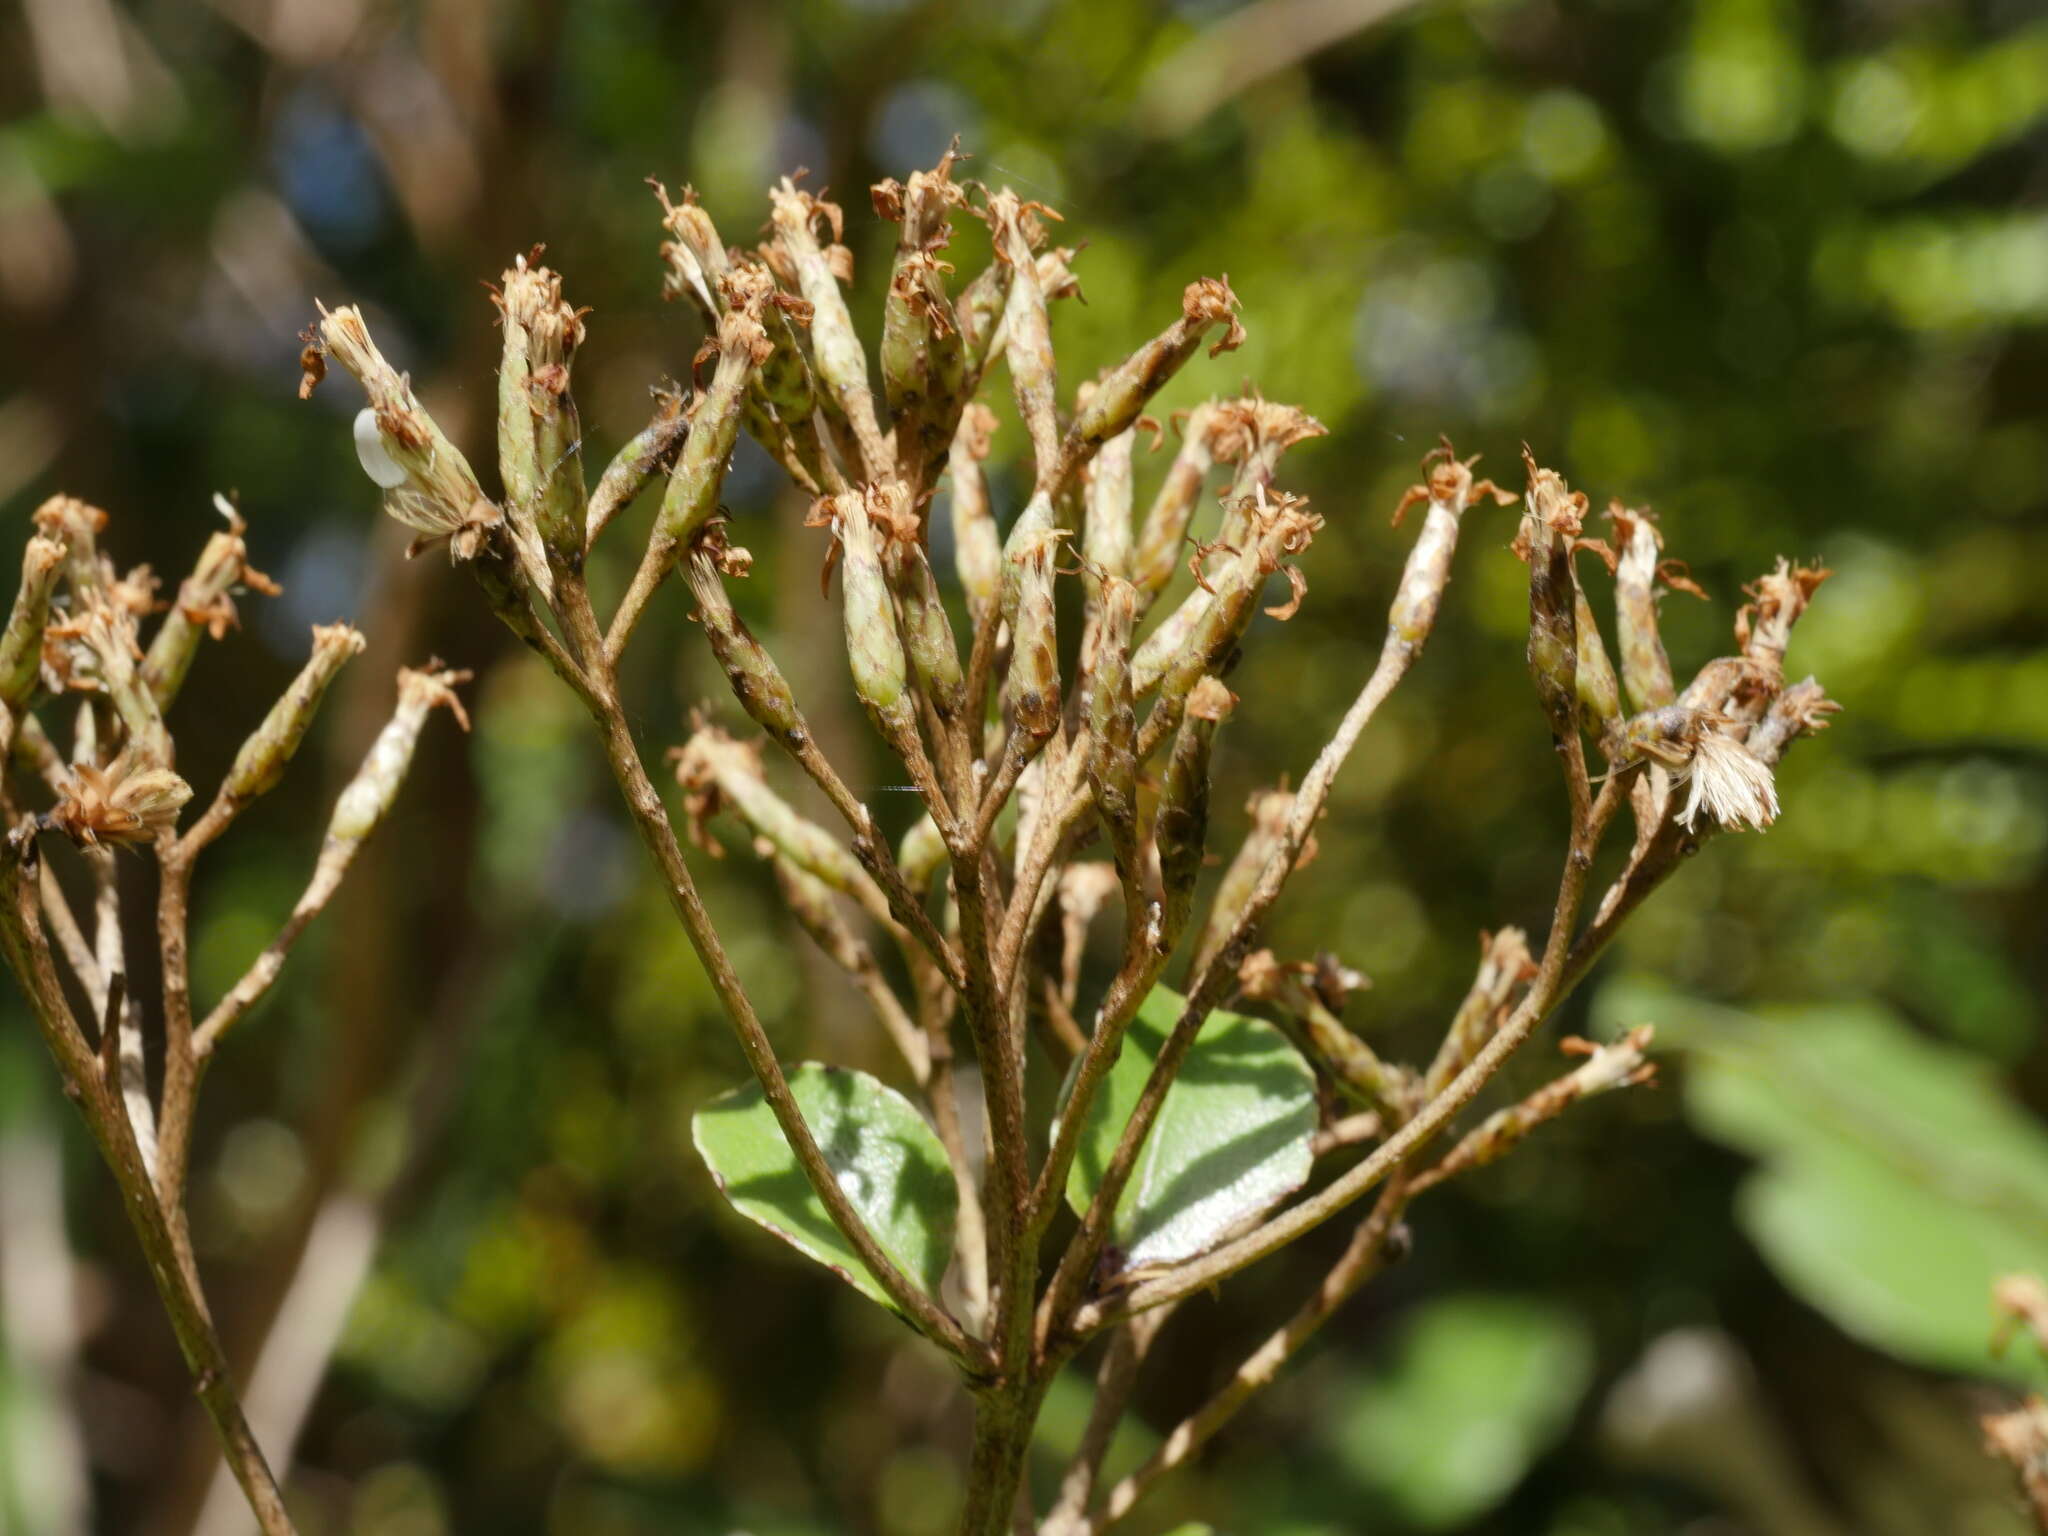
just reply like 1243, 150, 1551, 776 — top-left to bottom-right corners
0, 146, 1839, 1535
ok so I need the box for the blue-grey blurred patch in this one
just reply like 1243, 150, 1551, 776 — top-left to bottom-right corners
260, 519, 368, 658
1353, 242, 1540, 419
541, 809, 633, 922
871, 81, 979, 172
269, 88, 386, 253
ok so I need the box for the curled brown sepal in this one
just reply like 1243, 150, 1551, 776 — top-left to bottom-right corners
46, 750, 193, 849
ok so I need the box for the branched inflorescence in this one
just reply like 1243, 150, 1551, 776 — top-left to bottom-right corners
0, 496, 462, 1535
0, 145, 1841, 1536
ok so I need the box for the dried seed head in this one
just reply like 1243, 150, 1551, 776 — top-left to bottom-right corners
1616, 706, 1780, 832
1678, 730, 1779, 832
49, 749, 192, 847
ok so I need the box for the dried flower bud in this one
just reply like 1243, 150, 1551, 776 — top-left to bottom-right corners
769, 178, 887, 478
948, 403, 1003, 623
1427, 927, 1535, 1095
144, 496, 280, 711
1249, 952, 1415, 1119
652, 288, 771, 557
952, 258, 1013, 383
495, 254, 590, 570
1190, 787, 1306, 979
684, 534, 807, 748
1003, 491, 1064, 743
1061, 278, 1242, 482
317, 304, 504, 562
1208, 399, 1327, 547
1155, 676, 1233, 951
1087, 578, 1140, 866
1609, 504, 1677, 711
1083, 424, 1137, 587
1520, 450, 1586, 740
31, 496, 108, 595
897, 813, 947, 892
1574, 582, 1622, 734
1387, 442, 1515, 651
670, 725, 871, 896
1133, 404, 1219, 610
1744, 676, 1840, 767
48, 749, 192, 847
875, 147, 966, 431
0, 536, 65, 710
222, 624, 366, 803
329, 666, 469, 843
824, 486, 917, 746
652, 180, 727, 314
989, 189, 1062, 486
1419, 1026, 1657, 1189
1734, 558, 1831, 694
893, 537, 967, 721
1134, 486, 1321, 711
588, 384, 690, 545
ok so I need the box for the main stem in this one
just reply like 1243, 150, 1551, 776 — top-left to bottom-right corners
961, 1381, 1048, 1536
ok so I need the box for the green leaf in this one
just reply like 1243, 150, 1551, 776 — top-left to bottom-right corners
1329, 1294, 1592, 1529
1066, 986, 1317, 1271
691, 1063, 956, 1316
1595, 979, 2048, 1385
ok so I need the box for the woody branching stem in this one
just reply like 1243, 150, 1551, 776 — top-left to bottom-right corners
0, 494, 470, 1535
293, 151, 1842, 1536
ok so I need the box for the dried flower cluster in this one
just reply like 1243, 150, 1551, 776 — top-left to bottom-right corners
0, 496, 461, 1533
1, 147, 1841, 1536
299, 149, 1841, 1535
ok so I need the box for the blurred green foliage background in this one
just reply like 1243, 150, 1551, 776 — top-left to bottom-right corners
0, 0, 2044, 1532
